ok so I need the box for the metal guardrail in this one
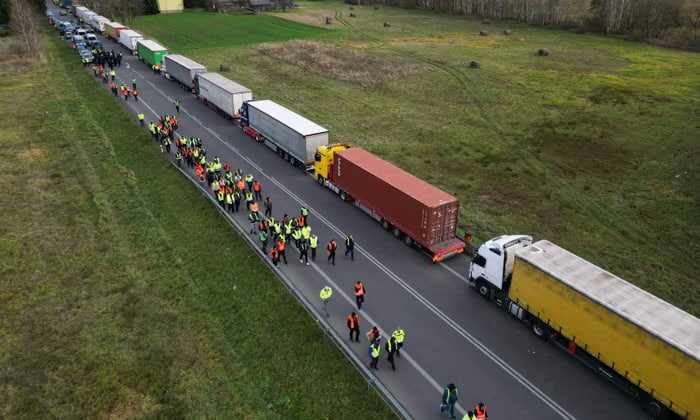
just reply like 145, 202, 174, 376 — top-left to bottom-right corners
171, 163, 412, 420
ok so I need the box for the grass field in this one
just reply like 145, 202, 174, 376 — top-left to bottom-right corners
0, 30, 395, 418
132, 2, 700, 315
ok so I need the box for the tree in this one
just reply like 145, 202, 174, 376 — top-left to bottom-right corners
9, 0, 41, 55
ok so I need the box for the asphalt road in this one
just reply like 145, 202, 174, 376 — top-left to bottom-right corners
50, 5, 651, 419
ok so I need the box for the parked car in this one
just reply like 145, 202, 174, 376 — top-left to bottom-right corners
79, 49, 93, 62
64, 30, 73, 40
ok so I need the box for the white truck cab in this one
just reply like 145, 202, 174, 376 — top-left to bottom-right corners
469, 235, 532, 298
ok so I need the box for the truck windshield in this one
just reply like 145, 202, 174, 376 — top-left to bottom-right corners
472, 253, 486, 267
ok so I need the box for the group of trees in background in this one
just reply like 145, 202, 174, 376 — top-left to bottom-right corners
372, 0, 700, 49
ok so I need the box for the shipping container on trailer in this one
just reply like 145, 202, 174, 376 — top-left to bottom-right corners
162, 54, 207, 89
118, 29, 143, 53
329, 148, 465, 260
196, 72, 252, 120
510, 241, 700, 420
241, 100, 328, 170
103, 22, 127, 41
136, 40, 168, 66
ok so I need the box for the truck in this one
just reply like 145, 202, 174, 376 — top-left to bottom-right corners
469, 236, 700, 420
118, 29, 143, 53
74, 6, 89, 20
162, 54, 207, 90
87, 15, 110, 33
136, 40, 168, 67
240, 100, 328, 170
103, 22, 126, 42
314, 146, 466, 261
195, 72, 252, 121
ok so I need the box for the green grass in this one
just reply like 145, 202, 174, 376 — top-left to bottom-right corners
0, 30, 395, 418
132, 12, 330, 51
131, 1, 699, 315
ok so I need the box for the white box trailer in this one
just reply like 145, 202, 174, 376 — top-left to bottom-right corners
88, 15, 110, 33
103, 21, 127, 41
74, 6, 88, 18
242, 100, 329, 169
196, 72, 252, 119
119, 29, 143, 53
162, 54, 207, 88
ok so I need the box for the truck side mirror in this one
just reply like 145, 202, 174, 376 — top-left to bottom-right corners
314, 153, 321, 162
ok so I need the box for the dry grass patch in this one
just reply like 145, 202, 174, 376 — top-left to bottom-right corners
273, 9, 340, 28
255, 40, 426, 85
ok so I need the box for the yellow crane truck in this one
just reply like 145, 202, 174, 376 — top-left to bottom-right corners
469, 235, 699, 419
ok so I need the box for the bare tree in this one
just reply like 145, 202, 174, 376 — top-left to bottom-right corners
9, 0, 41, 56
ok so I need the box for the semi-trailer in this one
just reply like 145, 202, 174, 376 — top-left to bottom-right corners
240, 100, 329, 170
469, 235, 700, 420
162, 54, 207, 90
195, 72, 252, 121
314, 146, 465, 261
136, 40, 168, 67
87, 15, 109, 33
118, 29, 144, 53
74, 6, 89, 20
103, 22, 126, 42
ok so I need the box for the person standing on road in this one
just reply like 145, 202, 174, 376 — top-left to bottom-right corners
132, 77, 136, 90
248, 211, 259, 234
354, 280, 365, 310
392, 327, 405, 357
270, 244, 279, 267
474, 402, 488, 420
263, 196, 272, 217
347, 312, 360, 342
367, 326, 381, 344
345, 234, 355, 261
440, 383, 459, 419
245, 173, 254, 192
385, 336, 397, 371
133, 89, 138, 102
110, 69, 115, 80
259, 229, 268, 254
276, 237, 288, 265
138, 112, 144, 127
253, 180, 262, 201
369, 340, 380, 370
300, 206, 309, 226
327, 239, 337, 265
309, 234, 318, 261
174, 99, 180, 113
320, 286, 333, 317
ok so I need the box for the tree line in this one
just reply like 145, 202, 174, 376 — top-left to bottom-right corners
370, 0, 699, 49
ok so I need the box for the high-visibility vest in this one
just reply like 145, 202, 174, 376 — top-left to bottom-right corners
138, 113, 144, 120
274, 224, 282, 235
270, 248, 278, 259
302, 227, 311, 240
249, 213, 258, 222
175, 152, 182, 160
474, 405, 486, 419
348, 314, 359, 329
245, 175, 253, 183
309, 236, 318, 248
246, 192, 253, 202
297, 215, 305, 226
320, 287, 332, 300
285, 223, 292, 235
292, 230, 301, 240
253, 182, 261, 191
217, 192, 224, 201
327, 241, 337, 253
392, 329, 405, 343
301, 207, 309, 216
237, 180, 245, 191
355, 283, 365, 296
370, 343, 380, 358
277, 240, 285, 251
225, 194, 233, 204
259, 231, 267, 242
250, 202, 259, 212
386, 339, 394, 352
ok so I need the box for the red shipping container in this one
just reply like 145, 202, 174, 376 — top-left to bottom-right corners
333, 148, 463, 253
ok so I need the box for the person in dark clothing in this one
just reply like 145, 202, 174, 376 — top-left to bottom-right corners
327, 239, 337, 265
385, 336, 397, 371
347, 312, 360, 342
440, 383, 459, 419
263, 197, 272, 218
345, 234, 355, 260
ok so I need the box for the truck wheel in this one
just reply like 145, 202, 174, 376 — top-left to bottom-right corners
532, 321, 547, 338
317, 175, 324, 186
283, 151, 289, 160
381, 219, 391, 230
392, 227, 403, 238
476, 279, 492, 300
254, 133, 260, 141
340, 191, 347, 201
241, 124, 246, 131
403, 235, 413, 247
289, 156, 296, 167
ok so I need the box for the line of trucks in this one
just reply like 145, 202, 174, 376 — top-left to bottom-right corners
69, 6, 699, 419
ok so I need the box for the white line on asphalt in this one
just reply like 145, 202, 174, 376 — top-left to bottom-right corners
126, 63, 577, 420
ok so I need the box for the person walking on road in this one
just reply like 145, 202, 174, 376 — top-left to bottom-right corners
392, 327, 405, 357
270, 245, 279, 267
347, 312, 360, 342
299, 238, 310, 265
276, 237, 287, 265
300, 206, 309, 226
440, 384, 459, 419
263, 196, 272, 218
133, 89, 138, 102
249, 211, 259, 234
369, 340, 380, 370
474, 403, 488, 420
110, 69, 115, 81
354, 280, 365, 310
345, 234, 355, 260
385, 336, 397, 371
138, 112, 145, 127
174, 99, 180, 113
309, 234, 318, 261
367, 326, 382, 344
253, 180, 262, 201
327, 239, 337, 265
132, 78, 136, 90
320, 286, 333, 317
259, 229, 268, 254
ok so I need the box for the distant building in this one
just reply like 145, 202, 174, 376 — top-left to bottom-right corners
158, 0, 184, 13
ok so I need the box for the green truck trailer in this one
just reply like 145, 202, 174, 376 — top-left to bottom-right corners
136, 40, 168, 67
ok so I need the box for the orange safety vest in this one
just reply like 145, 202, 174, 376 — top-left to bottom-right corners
355, 283, 365, 296
298, 215, 305, 226
250, 202, 259, 212
237, 180, 245, 191
369, 328, 381, 341
253, 181, 261, 192
327, 241, 336, 254
270, 248, 279, 259
347, 314, 359, 329
277, 241, 285, 251
133, 90, 138, 96
475, 405, 487, 419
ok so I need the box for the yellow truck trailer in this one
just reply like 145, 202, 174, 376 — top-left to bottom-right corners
469, 236, 700, 419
